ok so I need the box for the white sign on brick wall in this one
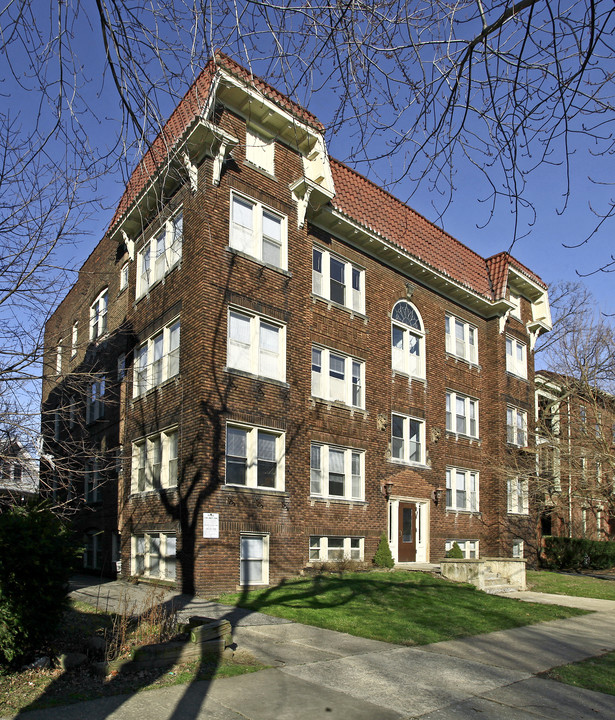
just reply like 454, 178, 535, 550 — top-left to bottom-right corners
202, 512, 219, 539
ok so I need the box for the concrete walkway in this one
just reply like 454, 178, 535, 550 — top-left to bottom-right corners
6, 577, 615, 720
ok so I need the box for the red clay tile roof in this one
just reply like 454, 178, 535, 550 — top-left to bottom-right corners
486, 251, 547, 300
330, 159, 496, 299
108, 53, 546, 303
109, 52, 323, 232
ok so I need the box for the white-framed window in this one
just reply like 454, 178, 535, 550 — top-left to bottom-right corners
133, 318, 180, 397
71, 321, 78, 357
506, 336, 527, 379
56, 341, 63, 375
245, 128, 275, 175
230, 192, 286, 269
507, 406, 527, 446
445, 315, 478, 365
311, 346, 364, 409
89, 289, 108, 340
86, 377, 105, 424
131, 428, 179, 493
512, 538, 524, 559
227, 309, 285, 382
136, 210, 183, 298
309, 536, 363, 562
85, 459, 102, 503
445, 539, 479, 559
240, 533, 269, 586
391, 301, 425, 379
120, 261, 129, 292
225, 424, 285, 491
132, 532, 176, 580
445, 468, 479, 512
312, 246, 364, 314
507, 477, 529, 515
446, 391, 478, 438
509, 291, 522, 320
391, 414, 425, 465
310, 443, 364, 500
83, 530, 103, 569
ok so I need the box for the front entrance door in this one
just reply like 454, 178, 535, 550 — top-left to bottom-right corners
398, 502, 417, 562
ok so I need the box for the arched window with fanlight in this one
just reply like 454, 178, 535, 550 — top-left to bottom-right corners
391, 300, 425, 379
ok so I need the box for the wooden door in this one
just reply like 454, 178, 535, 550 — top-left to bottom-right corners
398, 502, 417, 562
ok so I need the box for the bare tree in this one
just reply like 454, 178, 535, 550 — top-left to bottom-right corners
496, 282, 615, 559
3, 1, 615, 246
2, 3, 614, 506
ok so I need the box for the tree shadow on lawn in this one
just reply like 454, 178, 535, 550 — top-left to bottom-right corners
226, 571, 586, 646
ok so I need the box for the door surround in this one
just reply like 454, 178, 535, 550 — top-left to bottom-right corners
387, 496, 430, 563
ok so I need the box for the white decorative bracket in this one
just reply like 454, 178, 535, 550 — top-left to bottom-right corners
213, 141, 228, 187
295, 186, 313, 229
528, 326, 539, 351
289, 176, 334, 230
182, 152, 198, 194
121, 230, 134, 261
498, 310, 510, 334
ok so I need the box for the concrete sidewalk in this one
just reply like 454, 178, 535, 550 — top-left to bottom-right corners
6, 577, 615, 719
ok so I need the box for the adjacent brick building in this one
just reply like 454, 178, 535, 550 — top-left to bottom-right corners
42, 53, 553, 594
535, 370, 615, 545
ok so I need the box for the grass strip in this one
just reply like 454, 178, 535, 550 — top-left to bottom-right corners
541, 650, 615, 696
527, 570, 615, 601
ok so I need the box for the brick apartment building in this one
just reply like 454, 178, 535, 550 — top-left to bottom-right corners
42, 53, 553, 594
535, 370, 615, 544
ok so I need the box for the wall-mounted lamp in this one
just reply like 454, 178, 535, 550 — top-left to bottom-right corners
382, 481, 394, 499
431, 488, 443, 506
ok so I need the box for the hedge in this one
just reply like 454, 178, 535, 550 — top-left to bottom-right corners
542, 536, 615, 571
0, 503, 80, 667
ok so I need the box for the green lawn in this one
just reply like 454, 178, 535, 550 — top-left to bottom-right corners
219, 571, 586, 646
542, 651, 615, 696
527, 570, 615, 601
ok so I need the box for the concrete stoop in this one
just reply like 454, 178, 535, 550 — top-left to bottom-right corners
483, 571, 517, 594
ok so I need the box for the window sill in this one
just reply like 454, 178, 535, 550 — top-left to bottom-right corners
445, 509, 481, 516
242, 159, 277, 182
388, 459, 429, 470
505, 371, 529, 383
225, 367, 289, 388
225, 246, 291, 276
223, 485, 288, 497
130, 488, 178, 499
310, 497, 367, 507
507, 511, 530, 517
311, 397, 367, 416
445, 432, 481, 444
445, 353, 480, 371
132, 374, 181, 402
391, 370, 426, 383
311, 294, 367, 322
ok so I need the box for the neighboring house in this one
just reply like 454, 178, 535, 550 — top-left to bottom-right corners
535, 370, 614, 542
0, 437, 39, 505
42, 52, 552, 593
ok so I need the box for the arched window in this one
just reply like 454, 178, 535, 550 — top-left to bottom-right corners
391, 301, 425, 379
